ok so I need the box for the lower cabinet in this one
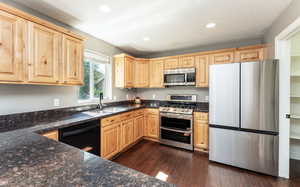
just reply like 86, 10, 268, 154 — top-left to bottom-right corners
194, 112, 209, 151
101, 122, 121, 159
120, 119, 134, 150
134, 115, 144, 141
144, 109, 160, 139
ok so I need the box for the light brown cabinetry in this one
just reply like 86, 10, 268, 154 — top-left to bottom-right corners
120, 119, 134, 150
0, 4, 84, 86
134, 59, 149, 88
179, 56, 195, 68
164, 57, 179, 69
149, 59, 164, 88
28, 23, 61, 84
195, 55, 210, 88
114, 55, 135, 88
194, 112, 209, 151
63, 35, 83, 85
210, 51, 235, 64
235, 46, 265, 62
134, 115, 144, 141
0, 10, 26, 82
144, 109, 159, 139
42, 130, 59, 141
101, 122, 121, 159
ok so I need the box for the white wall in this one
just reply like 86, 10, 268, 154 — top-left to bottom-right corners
0, 0, 134, 115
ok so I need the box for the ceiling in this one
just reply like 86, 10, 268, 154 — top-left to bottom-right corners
12, 0, 292, 56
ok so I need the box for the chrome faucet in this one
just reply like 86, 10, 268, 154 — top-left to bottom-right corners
98, 93, 104, 110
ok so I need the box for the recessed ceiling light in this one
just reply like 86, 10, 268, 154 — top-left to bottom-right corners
206, 22, 216, 28
143, 37, 150, 41
99, 5, 111, 13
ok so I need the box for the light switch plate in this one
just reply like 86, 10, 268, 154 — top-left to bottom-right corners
54, 98, 60, 107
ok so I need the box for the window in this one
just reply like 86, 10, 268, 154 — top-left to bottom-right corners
78, 50, 112, 102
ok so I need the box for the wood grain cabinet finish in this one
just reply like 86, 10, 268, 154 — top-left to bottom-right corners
134, 115, 144, 141
210, 51, 235, 64
145, 109, 159, 139
0, 10, 26, 82
194, 112, 209, 151
134, 59, 149, 88
28, 23, 61, 84
195, 55, 209, 88
101, 123, 121, 159
42, 130, 58, 141
178, 56, 195, 68
164, 57, 179, 69
63, 35, 83, 85
120, 119, 134, 150
114, 55, 135, 88
235, 48, 264, 62
149, 59, 164, 88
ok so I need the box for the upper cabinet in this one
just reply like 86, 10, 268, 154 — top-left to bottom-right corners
178, 56, 195, 68
210, 50, 235, 64
235, 45, 265, 62
195, 55, 209, 88
28, 23, 61, 84
63, 35, 83, 85
0, 4, 85, 86
164, 57, 179, 69
134, 59, 149, 88
149, 59, 164, 88
0, 10, 26, 83
114, 54, 134, 88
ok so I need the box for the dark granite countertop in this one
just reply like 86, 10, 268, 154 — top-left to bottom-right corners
0, 101, 208, 186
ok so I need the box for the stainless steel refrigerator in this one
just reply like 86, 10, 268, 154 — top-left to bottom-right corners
209, 60, 279, 176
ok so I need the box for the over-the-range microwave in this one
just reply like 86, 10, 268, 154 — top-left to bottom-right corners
163, 68, 196, 86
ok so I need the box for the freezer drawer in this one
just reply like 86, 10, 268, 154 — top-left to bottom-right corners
209, 63, 240, 128
209, 127, 278, 176
241, 61, 279, 132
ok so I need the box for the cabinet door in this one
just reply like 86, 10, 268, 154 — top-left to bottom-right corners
211, 51, 234, 64
42, 130, 58, 141
195, 55, 209, 88
149, 59, 164, 88
63, 35, 83, 85
194, 112, 209, 150
0, 11, 26, 82
178, 56, 195, 68
146, 113, 159, 139
235, 48, 264, 62
134, 115, 144, 141
164, 57, 178, 69
125, 57, 134, 88
101, 123, 120, 159
134, 59, 149, 87
114, 56, 125, 88
28, 23, 61, 84
120, 119, 134, 150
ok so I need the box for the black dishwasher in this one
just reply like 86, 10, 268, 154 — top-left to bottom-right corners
59, 120, 100, 156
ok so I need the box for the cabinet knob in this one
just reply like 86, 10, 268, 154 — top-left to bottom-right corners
0, 42, 2, 46
74, 72, 77, 76
44, 60, 47, 65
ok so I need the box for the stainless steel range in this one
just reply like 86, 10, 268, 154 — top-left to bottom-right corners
159, 94, 197, 151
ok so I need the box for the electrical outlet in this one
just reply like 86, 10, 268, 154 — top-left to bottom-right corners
126, 94, 129, 100
152, 94, 156, 99
53, 98, 60, 107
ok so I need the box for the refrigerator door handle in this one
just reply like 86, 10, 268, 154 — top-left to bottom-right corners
285, 114, 291, 119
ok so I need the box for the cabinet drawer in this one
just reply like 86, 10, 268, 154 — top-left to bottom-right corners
194, 112, 208, 121
134, 109, 144, 117
102, 115, 121, 127
145, 108, 159, 115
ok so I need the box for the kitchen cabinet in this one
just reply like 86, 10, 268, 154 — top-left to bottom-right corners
195, 55, 210, 88
178, 56, 195, 68
42, 130, 58, 141
149, 59, 164, 88
145, 109, 160, 139
164, 57, 179, 69
210, 50, 235, 64
0, 10, 26, 83
134, 115, 144, 141
235, 46, 265, 62
120, 119, 134, 150
101, 122, 121, 159
63, 35, 83, 85
194, 112, 209, 151
134, 59, 149, 88
114, 54, 135, 88
28, 23, 61, 84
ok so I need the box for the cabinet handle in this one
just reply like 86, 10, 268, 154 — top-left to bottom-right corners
74, 72, 77, 76
0, 42, 2, 46
44, 60, 47, 65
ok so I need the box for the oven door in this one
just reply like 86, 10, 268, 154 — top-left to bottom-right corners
164, 73, 186, 86
160, 113, 192, 131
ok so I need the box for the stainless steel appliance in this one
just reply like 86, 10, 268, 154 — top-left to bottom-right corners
209, 60, 279, 176
59, 120, 100, 156
159, 95, 196, 150
164, 68, 196, 86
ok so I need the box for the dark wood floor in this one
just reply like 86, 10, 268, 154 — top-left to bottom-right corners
113, 140, 300, 187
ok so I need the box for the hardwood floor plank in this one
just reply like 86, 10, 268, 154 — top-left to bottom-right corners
113, 140, 300, 187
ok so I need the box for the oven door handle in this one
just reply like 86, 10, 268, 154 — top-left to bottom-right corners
160, 113, 193, 120
160, 127, 192, 134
